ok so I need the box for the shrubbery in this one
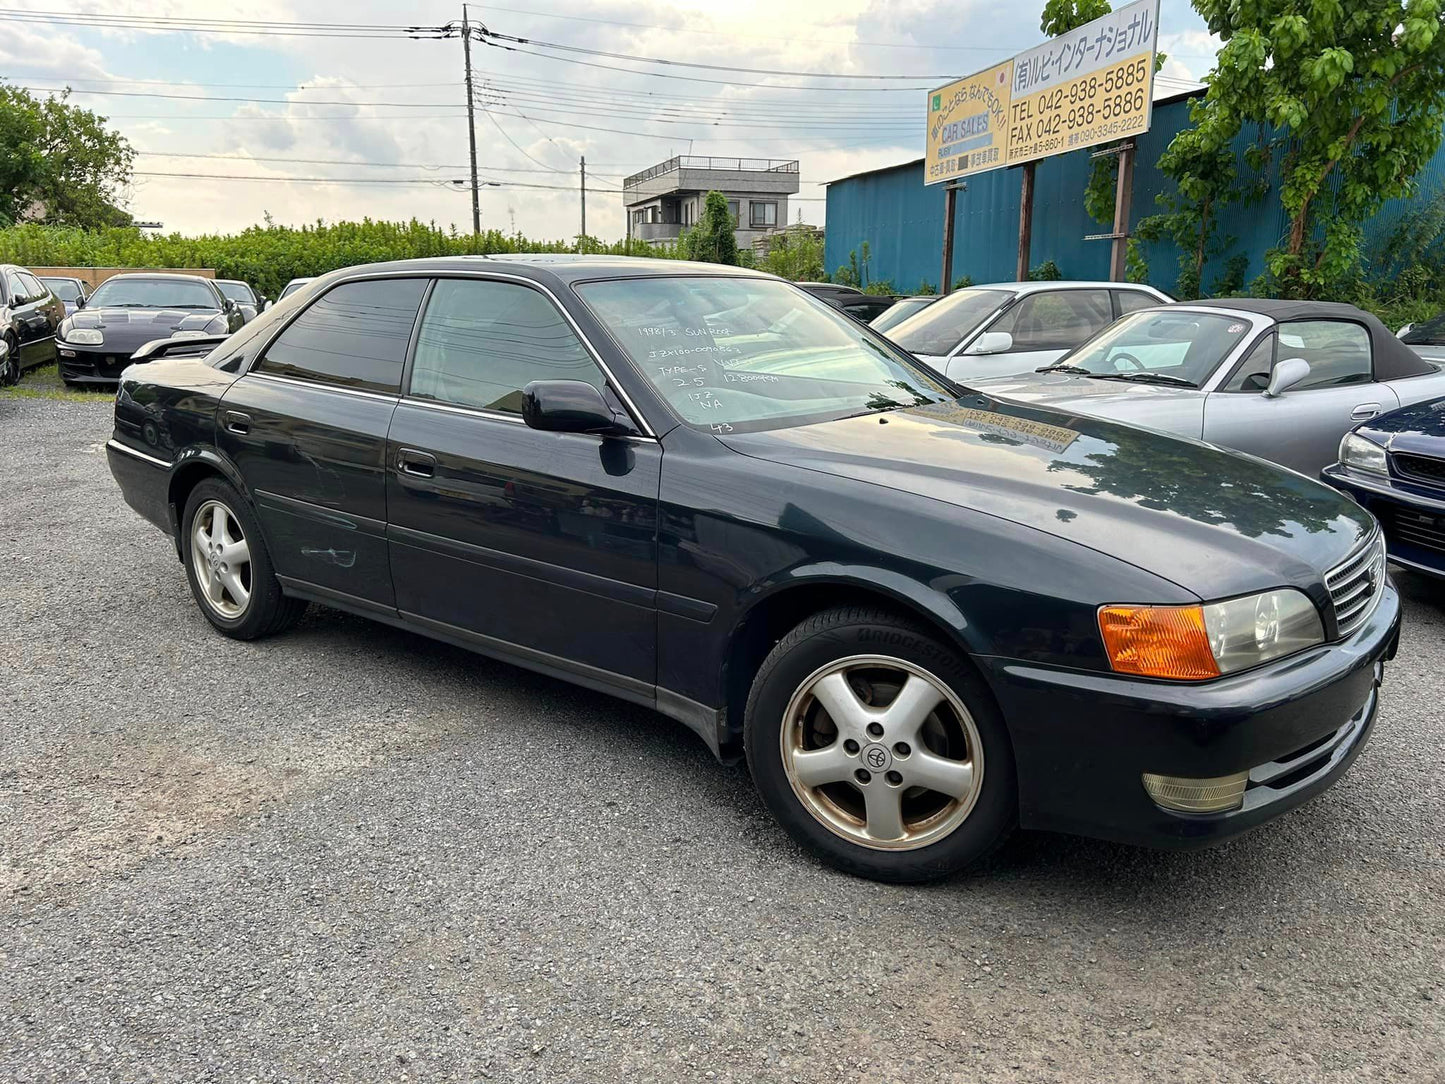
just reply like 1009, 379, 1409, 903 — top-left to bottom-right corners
0, 219, 670, 300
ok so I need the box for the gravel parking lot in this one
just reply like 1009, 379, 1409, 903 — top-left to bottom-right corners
2, 393, 1443, 1083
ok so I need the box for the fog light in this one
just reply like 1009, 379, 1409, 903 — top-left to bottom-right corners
1142, 771, 1248, 813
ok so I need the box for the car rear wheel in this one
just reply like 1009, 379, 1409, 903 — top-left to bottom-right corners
182, 478, 306, 640
745, 606, 1016, 883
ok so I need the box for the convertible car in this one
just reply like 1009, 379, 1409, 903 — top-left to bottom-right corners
106, 257, 1398, 883
968, 299, 1445, 475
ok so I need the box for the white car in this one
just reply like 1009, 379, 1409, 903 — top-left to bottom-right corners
888, 280, 1172, 382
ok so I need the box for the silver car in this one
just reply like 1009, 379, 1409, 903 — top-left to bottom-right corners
888, 280, 1173, 381
966, 299, 1445, 475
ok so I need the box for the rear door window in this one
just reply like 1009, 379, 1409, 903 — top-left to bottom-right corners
991, 289, 1113, 350
256, 278, 427, 394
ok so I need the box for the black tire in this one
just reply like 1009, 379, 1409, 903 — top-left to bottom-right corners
181, 478, 306, 640
0, 335, 18, 387
744, 606, 1017, 883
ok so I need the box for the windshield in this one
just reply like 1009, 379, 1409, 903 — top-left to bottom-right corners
871, 297, 933, 333
888, 289, 1012, 356
1402, 315, 1445, 345
1055, 309, 1253, 387
41, 278, 81, 302
216, 281, 255, 304
88, 277, 219, 310
576, 276, 953, 433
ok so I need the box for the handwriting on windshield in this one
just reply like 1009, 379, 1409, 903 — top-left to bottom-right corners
637, 325, 732, 337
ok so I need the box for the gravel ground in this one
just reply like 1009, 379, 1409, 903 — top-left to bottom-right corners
2, 395, 1442, 1083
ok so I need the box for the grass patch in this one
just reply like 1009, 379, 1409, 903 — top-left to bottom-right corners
0, 364, 113, 402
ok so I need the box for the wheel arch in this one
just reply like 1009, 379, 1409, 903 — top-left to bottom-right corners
720, 568, 988, 753
166, 448, 252, 561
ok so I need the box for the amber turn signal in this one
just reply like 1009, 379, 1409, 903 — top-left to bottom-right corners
1097, 604, 1221, 681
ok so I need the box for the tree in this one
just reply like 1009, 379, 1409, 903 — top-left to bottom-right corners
0, 87, 134, 229
757, 226, 823, 281
1172, 0, 1445, 297
681, 190, 739, 265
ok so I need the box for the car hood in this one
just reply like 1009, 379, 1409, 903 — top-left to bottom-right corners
69, 307, 222, 351
720, 395, 1373, 600
1354, 395, 1445, 455
964, 370, 1207, 438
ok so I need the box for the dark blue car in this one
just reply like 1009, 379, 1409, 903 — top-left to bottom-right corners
1324, 396, 1445, 578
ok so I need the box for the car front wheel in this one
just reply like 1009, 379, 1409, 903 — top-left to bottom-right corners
745, 607, 1016, 883
182, 478, 306, 640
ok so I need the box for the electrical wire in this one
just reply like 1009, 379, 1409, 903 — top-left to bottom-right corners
0, 8, 453, 39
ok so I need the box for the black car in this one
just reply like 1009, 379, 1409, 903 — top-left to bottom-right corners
0, 264, 64, 386
797, 281, 896, 324
38, 275, 91, 317
57, 273, 245, 387
106, 256, 1400, 883
1324, 396, 1445, 578
214, 278, 263, 323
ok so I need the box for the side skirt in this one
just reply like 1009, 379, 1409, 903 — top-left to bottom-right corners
275, 576, 731, 760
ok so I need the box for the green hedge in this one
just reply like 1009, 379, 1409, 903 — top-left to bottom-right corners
0, 220, 673, 300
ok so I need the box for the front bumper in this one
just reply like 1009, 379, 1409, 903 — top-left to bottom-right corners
1322, 464, 1445, 579
58, 343, 139, 384
979, 581, 1401, 848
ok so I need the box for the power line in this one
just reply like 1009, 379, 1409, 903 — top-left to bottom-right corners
467, 3, 1029, 53
130, 169, 627, 193
477, 27, 958, 80
0, 8, 453, 39
0, 75, 461, 91
474, 87, 915, 130
133, 150, 627, 178
477, 74, 918, 117
482, 109, 572, 173
15, 84, 467, 108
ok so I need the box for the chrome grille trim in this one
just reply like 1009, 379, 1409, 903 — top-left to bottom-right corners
1325, 532, 1387, 638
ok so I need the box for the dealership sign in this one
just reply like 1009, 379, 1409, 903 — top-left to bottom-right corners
925, 0, 1160, 185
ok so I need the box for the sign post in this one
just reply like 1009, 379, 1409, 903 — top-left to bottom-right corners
1016, 163, 1035, 281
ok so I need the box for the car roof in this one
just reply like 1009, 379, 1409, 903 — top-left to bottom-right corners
98, 272, 218, 283
1154, 298, 1437, 382
970, 280, 1153, 293
310, 254, 776, 289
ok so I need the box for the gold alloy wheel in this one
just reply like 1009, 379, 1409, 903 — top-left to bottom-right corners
779, 654, 985, 851
190, 499, 252, 619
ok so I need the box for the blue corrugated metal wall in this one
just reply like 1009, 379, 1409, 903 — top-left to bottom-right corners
824, 95, 1443, 295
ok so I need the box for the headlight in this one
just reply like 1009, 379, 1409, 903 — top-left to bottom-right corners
64, 328, 103, 345
1099, 589, 1324, 680
1339, 432, 1387, 474
205, 315, 229, 333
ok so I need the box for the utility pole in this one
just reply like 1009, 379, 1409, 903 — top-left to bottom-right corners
1016, 162, 1036, 281
461, 4, 481, 237
580, 155, 586, 241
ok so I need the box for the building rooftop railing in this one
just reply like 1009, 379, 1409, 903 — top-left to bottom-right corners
624, 156, 800, 188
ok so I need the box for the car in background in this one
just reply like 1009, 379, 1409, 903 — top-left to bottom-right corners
1324, 397, 1445, 578
39, 275, 90, 317
215, 279, 263, 323
888, 281, 1172, 381
870, 295, 938, 333
0, 264, 64, 386
56, 273, 245, 387
105, 255, 1399, 883
273, 277, 315, 305
966, 299, 1445, 475
796, 281, 896, 324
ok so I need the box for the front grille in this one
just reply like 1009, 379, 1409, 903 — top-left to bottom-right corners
1392, 452, 1445, 488
1378, 504, 1445, 555
1325, 532, 1386, 638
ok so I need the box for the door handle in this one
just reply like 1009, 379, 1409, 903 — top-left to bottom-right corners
397, 448, 437, 478
1350, 403, 1382, 421
220, 409, 251, 434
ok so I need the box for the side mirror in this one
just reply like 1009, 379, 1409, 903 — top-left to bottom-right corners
1265, 357, 1311, 398
1397, 323, 1414, 339
74, 296, 85, 309
263, 299, 274, 311
966, 331, 1014, 356
521, 380, 632, 436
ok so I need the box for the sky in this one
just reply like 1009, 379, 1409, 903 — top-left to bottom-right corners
0, 0, 1222, 241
